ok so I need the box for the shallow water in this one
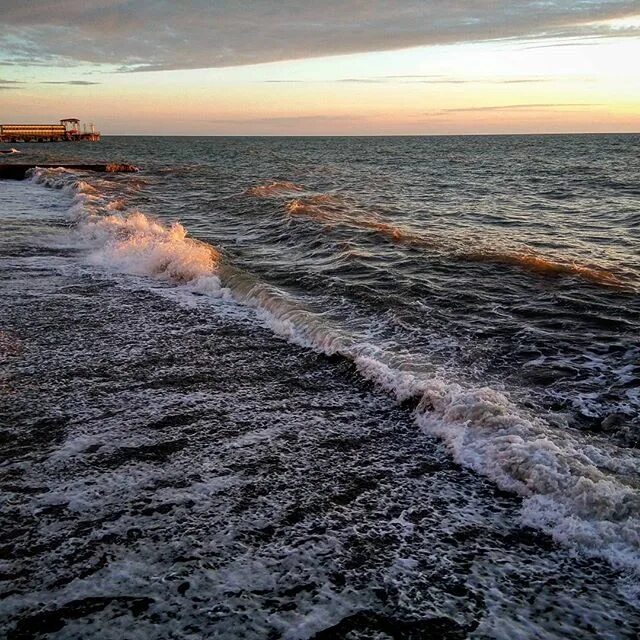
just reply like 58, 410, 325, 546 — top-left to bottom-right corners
1, 135, 639, 638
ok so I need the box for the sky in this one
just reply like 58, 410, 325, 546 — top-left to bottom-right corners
1, 1, 639, 135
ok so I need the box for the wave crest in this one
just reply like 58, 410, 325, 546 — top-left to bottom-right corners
30, 167, 222, 290
245, 181, 305, 197
82, 211, 220, 284
352, 353, 640, 571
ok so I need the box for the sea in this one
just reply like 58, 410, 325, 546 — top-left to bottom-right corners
1, 135, 639, 639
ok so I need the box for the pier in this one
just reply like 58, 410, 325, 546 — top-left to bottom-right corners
0, 118, 100, 143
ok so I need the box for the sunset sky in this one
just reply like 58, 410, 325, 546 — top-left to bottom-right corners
1, 1, 639, 135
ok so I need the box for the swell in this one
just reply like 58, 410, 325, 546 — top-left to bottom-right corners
244, 180, 305, 198
249, 183, 634, 291
29, 167, 640, 575
463, 248, 629, 288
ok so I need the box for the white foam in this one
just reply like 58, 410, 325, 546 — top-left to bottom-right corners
82, 212, 220, 285
27, 167, 83, 193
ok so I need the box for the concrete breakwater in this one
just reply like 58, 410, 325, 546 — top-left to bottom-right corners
0, 163, 138, 180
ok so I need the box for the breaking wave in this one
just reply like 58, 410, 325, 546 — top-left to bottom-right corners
82, 212, 220, 285
28, 167, 222, 291
29, 167, 640, 575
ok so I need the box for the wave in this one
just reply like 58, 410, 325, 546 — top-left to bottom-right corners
28, 166, 76, 190
275, 192, 633, 290
29, 167, 222, 291
82, 212, 220, 285
285, 195, 430, 245
0, 147, 21, 155
462, 248, 628, 288
30, 167, 640, 574
245, 180, 305, 197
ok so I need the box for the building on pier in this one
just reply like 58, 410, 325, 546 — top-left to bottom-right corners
0, 118, 100, 143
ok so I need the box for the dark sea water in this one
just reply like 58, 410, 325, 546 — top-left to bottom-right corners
1, 135, 639, 638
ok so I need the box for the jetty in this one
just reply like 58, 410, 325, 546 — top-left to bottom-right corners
0, 164, 138, 180
0, 118, 100, 143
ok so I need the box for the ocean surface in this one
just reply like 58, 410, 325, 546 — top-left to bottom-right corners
1, 135, 639, 638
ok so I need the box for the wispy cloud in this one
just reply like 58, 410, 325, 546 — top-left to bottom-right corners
0, 1, 637, 72
40, 80, 101, 85
0, 78, 100, 88
0, 78, 25, 89
264, 75, 552, 85
427, 103, 601, 115
207, 114, 360, 125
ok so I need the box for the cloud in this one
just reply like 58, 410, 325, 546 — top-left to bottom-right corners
427, 103, 601, 115
0, 78, 25, 89
264, 75, 552, 84
206, 114, 360, 125
339, 75, 552, 84
40, 80, 101, 85
0, 77, 99, 88
0, 1, 637, 71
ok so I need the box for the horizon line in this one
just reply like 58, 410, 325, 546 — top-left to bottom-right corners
88, 131, 640, 137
